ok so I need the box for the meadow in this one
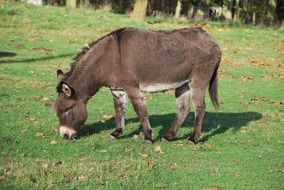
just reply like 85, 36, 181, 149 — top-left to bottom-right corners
0, 2, 284, 189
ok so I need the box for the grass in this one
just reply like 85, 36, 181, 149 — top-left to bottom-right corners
1, 2, 284, 190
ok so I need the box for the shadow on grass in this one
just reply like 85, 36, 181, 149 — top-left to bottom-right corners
80, 111, 262, 142
0, 52, 17, 57
0, 53, 74, 64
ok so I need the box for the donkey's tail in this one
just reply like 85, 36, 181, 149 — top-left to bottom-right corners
209, 61, 220, 111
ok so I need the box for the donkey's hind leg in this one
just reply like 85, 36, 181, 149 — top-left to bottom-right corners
163, 83, 190, 141
188, 82, 206, 144
110, 90, 127, 139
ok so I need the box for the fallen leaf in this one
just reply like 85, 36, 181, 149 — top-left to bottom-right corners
153, 145, 164, 153
118, 173, 129, 179
42, 97, 49, 101
50, 140, 57, 145
213, 165, 219, 173
168, 162, 177, 169
43, 102, 53, 107
125, 147, 133, 152
15, 45, 28, 49
102, 114, 114, 120
233, 48, 240, 54
204, 143, 213, 150
203, 187, 221, 190
41, 163, 48, 169
30, 117, 37, 122
218, 99, 224, 104
248, 59, 271, 68
3, 157, 13, 164
52, 161, 62, 168
270, 101, 284, 106
33, 96, 43, 100
147, 161, 155, 169
0, 176, 7, 181
32, 47, 52, 52
241, 76, 254, 82
78, 175, 86, 181
139, 153, 149, 158
250, 97, 270, 102
36, 132, 45, 137
27, 37, 36, 42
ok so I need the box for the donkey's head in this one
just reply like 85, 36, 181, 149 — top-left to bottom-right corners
54, 70, 88, 140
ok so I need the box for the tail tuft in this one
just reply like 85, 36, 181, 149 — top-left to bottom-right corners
209, 64, 220, 111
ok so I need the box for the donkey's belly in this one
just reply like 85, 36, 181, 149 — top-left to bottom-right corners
139, 80, 189, 93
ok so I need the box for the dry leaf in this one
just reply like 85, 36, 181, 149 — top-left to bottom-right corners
33, 96, 43, 100
102, 114, 114, 120
15, 45, 28, 49
118, 173, 129, 179
250, 97, 270, 102
30, 117, 37, 122
233, 48, 240, 54
153, 145, 164, 153
52, 161, 62, 168
147, 161, 155, 169
0, 176, 7, 181
50, 140, 58, 145
168, 162, 177, 169
41, 163, 48, 169
241, 76, 254, 82
125, 147, 133, 152
32, 47, 52, 52
78, 175, 86, 181
218, 99, 224, 104
203, 187, 221, 190
213, 165, 219, 173
43, 102, 53, 107
139, 153, 149, 158
3, 157, 13, 164
271, 101, 284, 106
27, 37, 36, 42
36, 132, 45, 137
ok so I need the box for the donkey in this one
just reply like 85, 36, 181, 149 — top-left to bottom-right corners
54, 27, 221, 144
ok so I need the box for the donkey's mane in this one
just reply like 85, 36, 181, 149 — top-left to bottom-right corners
72, 28, 126, 64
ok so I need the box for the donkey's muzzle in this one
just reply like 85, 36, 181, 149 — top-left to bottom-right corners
59, 126, 77, 140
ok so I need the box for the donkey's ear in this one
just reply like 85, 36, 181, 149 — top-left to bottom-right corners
57, 69, 65, 82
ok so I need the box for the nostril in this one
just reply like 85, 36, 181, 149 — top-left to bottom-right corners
63, 133, 69, 139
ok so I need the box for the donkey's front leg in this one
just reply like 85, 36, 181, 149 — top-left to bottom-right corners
126, 87, 153, 144
110, 90, 127, 139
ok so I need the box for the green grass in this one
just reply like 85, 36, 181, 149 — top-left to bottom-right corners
1, 2, 284, 190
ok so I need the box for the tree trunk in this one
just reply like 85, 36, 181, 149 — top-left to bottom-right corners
66, 0, 76, 8
276, 0, 284, 25
27, 0, 42, 5
175, 0, 182, 18
130, 0, 148, 22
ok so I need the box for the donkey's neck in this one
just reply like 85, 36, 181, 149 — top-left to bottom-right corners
66, 34, 119, 99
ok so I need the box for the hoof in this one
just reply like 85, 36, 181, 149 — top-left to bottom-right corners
109, 135, 117, 140
144, 139, 153, 144
161, 137, 169, 142
110, 129, 122, 139
188, 139, 196, 145
162, 131, 175, 141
